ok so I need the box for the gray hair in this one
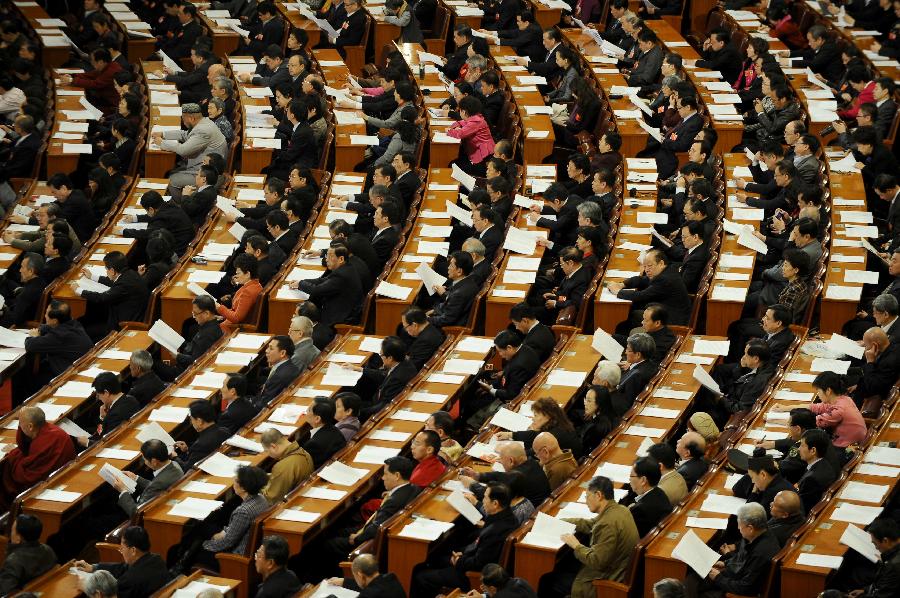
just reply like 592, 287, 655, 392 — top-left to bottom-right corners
662, 75, 682, 90
626, 332, 656, 359
214, 77, 234, 94
369, 184, 390, 199
462, 237, 486, 257
653, 578, 686, 598
737, 502, 768, 529
496, 440, 526, 460
576, 201, 603, 221
466, 55, 488, 71
130, 349, 153, 373
196, 590, 226, 598
873, 293, 899, 317
291, 315, 314, 337
83, 570, 117, 597
594, 361, 622, 386
208, 97, 226, 113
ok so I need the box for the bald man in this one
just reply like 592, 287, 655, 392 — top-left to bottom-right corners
459, 440, 551, 506
533, 432, 577, 491
852, 327, 900, 405
327, 553, 405, 598
0, 407, 76, 508
768, 490, 804, 547
675, 431, 708, 490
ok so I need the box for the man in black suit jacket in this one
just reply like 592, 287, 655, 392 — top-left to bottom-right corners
510, 303, 555, 361
390, 154, 422, 208
161, 49, 212, 104
495, 13, 544, 65
370, 203, 401, 272
429, 251, 479, 328
0, 116, 40, 204
177, 165, 218, 229
358, 337, 418, 419
158, 3, 204, 60
473, 205, 503, 262
873, 79, 897, 139
731, 456, 796, 518
759, 304, 796, 364
157, 296, 224, 380
796, 429, 838, 513
79, 252, 149, 339
173, 400, 232, 470
336, 554, 407, 598
80, 372, 142, 447
654, 96, 703, 179
478, 330, 542, 403
519, 28, 563, 80
531, 185, 583, 252
257, 336, 302, 407
47, 173, 96, 243
23, 301, 93, 390
244, 2, 284, 59
127, 351, 166, 407
608, 249, 692, 327
639, 303, 677, 361
853, 327, 900, 404
611, 333, 658, 415
122, 191, 195, 255
401, 307, 447, 370
475, 72, 506, 138
299, 245, 365, 328
791, 25, 843, 83
696, 28, 741, 84
76, 527, 171, 598
302, 400, 348, 467
218, 373, 260, 434
677, 221, 710, 294
853, 127, 899, 194
254, 536, 302, 598
0, 254, 44, 328
461, 440, 551, 506
441, 26, 472, 80
623, 457, 673, 537
538, 247, 592, 324
717, 340, 776, 418
264, 100, 317, 180
626, 32, 664, 87
334, 0, 367, 57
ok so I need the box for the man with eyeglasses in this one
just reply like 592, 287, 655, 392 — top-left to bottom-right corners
253, 535, 301, 597
156, 295, 223, 381
74, 526, 171, 597
288, 315, 320, 371
400, 306, 446, 370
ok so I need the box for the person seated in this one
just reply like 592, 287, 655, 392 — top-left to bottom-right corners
428, 251, 480, 329
259, 429, 314, 504
712, 339, 776, 422
59, 48, 123, 115
0, 514, 57, 595
121, 190, 195, 255
577, 368, 621, 453
447, 96, 496, 176
217, 373, 259, 435
298, 245, 365, 331
172, 400, 231, 471
354, 336, 418, 419
399, 307, 447, 370
177, 165, 218, 229
772, 371, 867, 449
74, 527, 171, 597
214, 254, 263, 333
539, 475, 639, 598
621, 456, 673, 537
410, 482, 519, 597
331, 392, 361, 441
425, 411, 463, 463
301, 399, 348, 467
796, 429, 839, 513
288, 315, 320, 372
114, 440, 184, 517
765, 490, 805, 547
409, 430, 448, 487
533, 432, 578, 491
252, 535, 302, 597
46, 173, 96, 243
607, 249, 692, 328
615, 303, 676, 361
730, 455, 795, 518
472, 330, 542, 417
496, 397, 582, 456
21, 300, 93, 397
151, 103, 227, 197
626, 29, 664, 87
328, 553, 407, 598
852, 327, 900, 407
0, 251, 45, 331
460, 439, 551, 507
157, 296, 224, 381
126, 350, 166, 407
752, 85, 802, 149
843, 518, 900, 597
610, 332, 659, 416
158, 3, 205, 60
653, 95, 702, 179
684, 502, 779, 597
75, 372, 142, 449
675, 431, 708, 490
369, 202, 401, 272
696, 27, 741, 84
509, 303, 555, 362
744, 248, 813, 327
77, 251, 149, 339
647, 443, 688, 505
852, 126, 900, 196
531, 247, 593, 325
242, 2, 285, 60
254, 335, 301, 407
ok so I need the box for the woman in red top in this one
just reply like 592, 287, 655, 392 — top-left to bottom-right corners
837, 68, 876, 119
216, 254, 263, 333
767, 5, 807, 50
447, 95, 496, 177
734, 37, 769, 94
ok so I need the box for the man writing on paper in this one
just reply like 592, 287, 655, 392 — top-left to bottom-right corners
113, 439, 184, 517
172, 400, 231, 471
539, 476, 639, 598
0, 406, 76, 509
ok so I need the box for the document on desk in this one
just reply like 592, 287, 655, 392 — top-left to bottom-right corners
546, 369, 587, 387
136, 422, 177, 453
685, 517, 729, 530
354, 444, 402, 465
99, 463, 137, 493
447, 490, 483, 525
427, 373, 465, 384
181, 480, 227, 496
148, 319, 186, 355
36, 489, 81, 503
692, 364, 721, 395
168, 497, 224, 519
455, 336, 495, 353
443, 358, 484, 375
796, 553, 843, 569
690, 339, 730, 356
700, 494, 747, 515
398, 517, 455, 541
623, 425, 666, 438
318, 462, 368, 486
521, 512, 576, 549
652, 388, 692, 400
224, 435, 264, 453
321, 363, 364, 386
56, 417, 90, 439
303, 486, 348, 501
831, 503, 883, 525
309, 583, 359, 598
504, 226, 537, 255
197, 452, 246, 478
840, 523, 881, 563
215, 351, 256, 366
672, 529, 721, 577
839, 481, 890, 503
810, 357, 851, 374
844, 270, 879, 284
490, 407, 533, 432
415, 262, 447, 295
98, 448, 140, 460
640, 407, 680, 419
190, 371, 228, 389
594, 462, 632, 484
825, 333, 865, 359
54, 380, 95, 398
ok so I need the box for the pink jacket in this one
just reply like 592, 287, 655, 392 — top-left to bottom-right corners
810, 395, 867, 448
447, 114, 495, 164
838, 81, 876, 119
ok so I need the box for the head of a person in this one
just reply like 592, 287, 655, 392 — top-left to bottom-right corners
532, 431, 562, 465
120, 526, 151, 564
411, 429, 441, 462
781, 247, 810, 282
351, 553, 381, 588
382, 455, 414, 492
625, 332, 655, 364
448, 250, 474, 281
234, 465, 268, 498
675, 431, 706, 461
425, 411, 454, 443
12, 513, 42, 544
630, 456, 661, 494
139, 439, 170, 472
495, 440, 527, 472
400, 307, 429, 338
192, 295, 217, 325
92, 372, 122, 408
761, 304, 791, 335
188, 399, 217, 432
306, 398, 336, 428
260, 428, 292, 459
265, 335, 294, 367
254, 535, 290, 577
493, 329, 522, 361
811, 371, 847, 404
83, 570, 117, 598
736, 502, 768, 541
868, 518, 900, 555
799, 428, 830, 464
591, 362, 621, 393
741, 339, 771, 371
647, 443, 679, 473
770, 490, 803, 520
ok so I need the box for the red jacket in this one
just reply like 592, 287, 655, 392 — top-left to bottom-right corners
448, 114, 495, 165
2, 423, 76, 498
410, 455, 446, 487
72, 61, 124, 115
217, 279, 263, 332
838, 81, 876, 119
772, 15, 807, 50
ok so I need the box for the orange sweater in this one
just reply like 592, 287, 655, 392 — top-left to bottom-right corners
217, 279, 262, 332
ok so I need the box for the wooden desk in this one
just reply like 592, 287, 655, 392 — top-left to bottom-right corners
12, 5, 72, 68
155, 570, 241, 597
229, 56, 278, 175
19, 560, 82, 597
143, 61, 182, 178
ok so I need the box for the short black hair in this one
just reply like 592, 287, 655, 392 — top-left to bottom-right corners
767, 304, 791, 328
801, 428, 830, 458
123, 526, 151, 552
233, 253, 259, 278
93, 371, 121, 395
236, 465, 269, 495
381, 335, 407, 362
449, 250, 473, 275
647, 443, 678, 470
15, 514, 42, 542
189, 399, 218, 423
335, 392, 361, 416
140, 439, 170, 462
311, 399, 336, 425
260, 535, 290, 566
271, 334, 294, 357
494, 329, 522, 349
485, 482, 511, 508
634, 456, 662, 486
385, 455, 415, 479
225, 372, 247, 396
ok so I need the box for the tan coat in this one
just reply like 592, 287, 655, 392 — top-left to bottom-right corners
543, 449, 577, 490
565, 502, 640, 598
658, 470, 688, 505
263, 442, 314, 503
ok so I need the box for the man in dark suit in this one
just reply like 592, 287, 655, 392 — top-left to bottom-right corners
442, 25, 473, 80
401, 307, 447, 370
475, 71, 506, 138
872, 78, 897, 140
675, 431, 709, 490
172, 400, 232, 471
160, 47, 213, 104
177, 165, 218, 229
302, 399, 347, 467
518, 27, 563, 80
460, 439, 551, 506
218, 373, 259, 434
853, 127, 899, 195
696, 28, 741, 84
0, 115, 40, 208
677, 220, 710, 294
266, 209, 300, 256
298, 245, 365, 329
626, 30, 664, 87
611, 332, 658, 415
254, 536, 302, 598
623, 456, 673, 537
759, 304, 796, 364
127, 350, 166, 407
158, 2, 204, 60
243, 1, 284, 60
243, 44, 290, 89
874, 175, 900, 242
75, 526, 172, 597
390, 152, 421, 208
730, 455, 795, 517
46, 173, 96, 243
0, 514, 56, 594
264, 99, 317, 180
639, 303, 677, 361
853, 327, 900, 405
428, 251, 479, 328
80, 373, 141, 448
334, 0, 367, 57
473, 205, 503, 262
22, 301, 93, 394
333, 554, 407, 598
608, 248, 692, 328
715, 340, 776, 420
321, 456, 421, 571
537, 246, 592, 324
357, 336, 418, 419
654, 95, 703, 179
78, 251, 149, 339
122, 190, 195, 255
510, 303, 555, 361
114, 440, 184, 517
370, 202, 401, 272
257, 336, 301, 407
477, 330, 542, 403
796, 429, 838, 513
790, 25, 842, 83
495, 12, 544, 65
0, 253, 45, 328
157, 296, 224, 381
530, 185, 583, 253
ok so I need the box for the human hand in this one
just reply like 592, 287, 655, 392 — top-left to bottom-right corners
73, 560, 94, 573
561, 533, 580, 548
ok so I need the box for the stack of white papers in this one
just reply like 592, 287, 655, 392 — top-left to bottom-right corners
672, 529, 721, 577
354, 444, 402, 464
319, 462, 368, 486
168, 497, 224, 518
397, 517, 454, 540
490, 408, 532, 432
521, 512, 576, 548
197, 452, 246, 477
700, 494, 747, 515
321, 363, 364, 386
832, 503, 883, 524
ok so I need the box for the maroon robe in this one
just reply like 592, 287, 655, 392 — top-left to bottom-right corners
1, 423, 76, 503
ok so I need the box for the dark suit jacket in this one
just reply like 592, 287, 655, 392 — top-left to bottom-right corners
627, 44, 663, 87
98, 395, 142, 439
618, 266, 692, 325
348, 232, 380, 276
175, 320, 224, 371
117, 460, 183, 517
166, 60, 211, 104
24, 319, 93, 378
125, 202, 196, 255
365, 358, 417, 406
55, 190, 96, 243
648, 326, 677, 361
529, 43, 563, 79
796, 40, 843, 82
160, 18, 203, 59
554, 265, 592, 310
358, 573, 407, 598
499, 22, 543, 64
0, 133, 40, 183
697, 44, 741, 84
179, 185, 217, 229
96, 552, 171, 598
627, 486, 672, 537
732, 473, 794, 517
522, 323, 555, 362
765, 327, 796, 364
370, 226, 400, 271
430, 275, 479, 328
854, 342, 900, 401
357, 483, 422, 543
248, 16, 285, 59
676, 457, 708, 490
392, 170, 421, 207
456, 508, 519, 572
875, 99, 897, 139
723, 362, 776, 414
493, 345, 541, 401
442, 42, 471, 79
1, 278, 43, 328
81, 269, 149, 333
219, 397, 260, 434
335, 9, 367, 53
303, 424, 347, 467
300, 263, 364, 327
268, 123, 316, 179
258, 360, 301, 406
611, 359, 658, 415
479, 225, 503, 262
255, 567, 302, 598
176, 425, 231, 471
678, 243, 709, 294
0, 541, 56, 595
408, 324, 446, 370
473, 257, 493, 285
797, 458, 837, 513
129, 372, 166, 406
478, 458, 550, 507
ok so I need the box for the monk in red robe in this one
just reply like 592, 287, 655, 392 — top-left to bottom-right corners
1, 406, 76, 508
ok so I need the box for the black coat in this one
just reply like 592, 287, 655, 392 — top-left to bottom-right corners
731, 473, 794, 517
723, 362, 776, 414
176, 425, 231, 471
125, 202, 196, 255
522, 322, 555, 362
499, 22, 543, 64
258, 360, 301, 406
81, 269, 149, 333
611, 360, 658, 415
676, 457, 708, 490
764, 327, 796, 364
360, 359, 418, 419
429, 275, 479, 328
797, 458, 838, 513
479, 458, 550, 507
55, 191, 96, 243
529, 43, 563, 79
0, 541, 56, 595
648, 326, 677, 361
166, 60, 211, 104
128, 372, 166, 407
370, 226, 400, 271
218, 397, 260, 435
254, 567, 302, 598
456, 508, 519, 573
392, 170, 421, 208
795, 40, 843, 82
408, 324, 446, 370
24, 319, 93, 378
267, 123, 317, 179
175, 320, 224, 371
679, 243, 709, 294
0, 133, 41, 183
358, 573, 407, 598
697, 44, 742, 84
478, 225, 504, 263
335, 9, 367, 53
179, 185, 216, 229
301, 263, 364, 327
552, 265, 592, 311
96, 552, 171, 598
493, 345, 541, 402
303, 424, 347, 467
442, 43, 470, 79
626, 486, 672, 537
357, 483, 422, 543
619, 266, 692, 325
99, 394, 142, 439
347, 232, 380, 277
2, 278, 43, 328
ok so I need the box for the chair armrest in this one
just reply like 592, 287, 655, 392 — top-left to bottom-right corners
96, 542, 123, 563
592, 579, 630, 598
119, 321, 150, 331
